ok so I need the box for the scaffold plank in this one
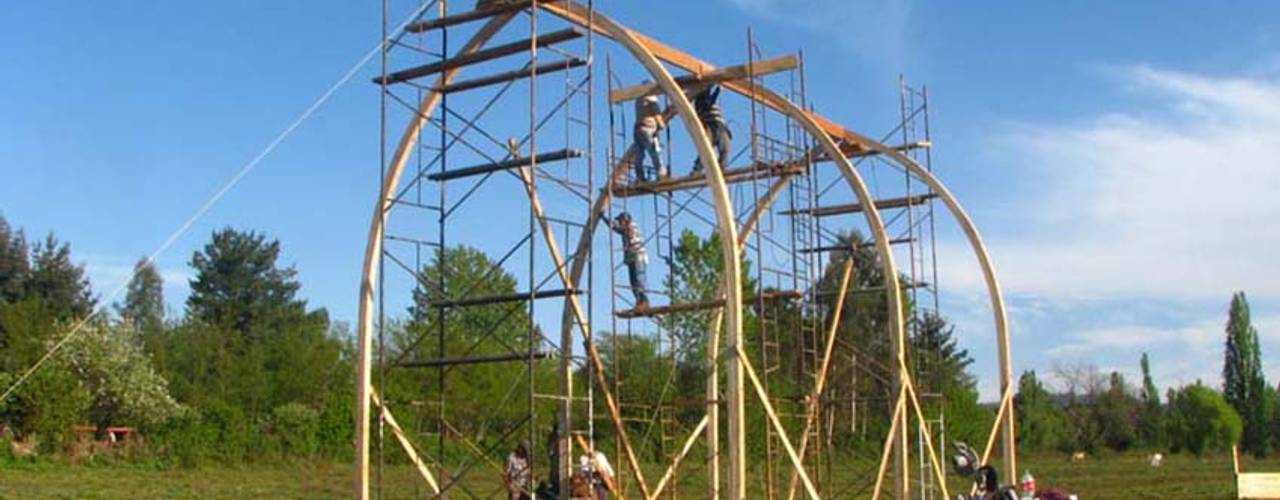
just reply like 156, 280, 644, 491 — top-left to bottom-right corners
615, 290, 800, 318
427, 148, 582, 181
798, 237, 914, 253
607, 54, 798, 103
395, 351, 551, 368
376, 28, 582, 85
780, 193, 938, 217
432, 58, 586, 93
610, 160, 806, 198
405, 2, 530, 33
428, 287, 580, 308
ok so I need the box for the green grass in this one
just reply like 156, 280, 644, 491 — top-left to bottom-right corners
1, 451, 1276, 498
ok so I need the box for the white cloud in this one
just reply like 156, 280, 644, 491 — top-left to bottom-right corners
726, 0, 911, 65
943, 66, 1280, 302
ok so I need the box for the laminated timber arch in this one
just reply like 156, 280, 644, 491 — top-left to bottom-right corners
355, 2, 1016, 498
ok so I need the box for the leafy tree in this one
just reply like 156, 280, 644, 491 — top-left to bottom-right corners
164, 228, 340, 418
61, 323, 183, 436
1167, 383, 1242, 455
1137, 352, 1164, 448
115, 257, 165, 344
389, 245, 552, 439
1224, 291, 1269, 456
664, 229, 755, 363
26, 234, 95, 321
1015, 370, 1068, 451
0, 298, 91, 450
0, 215, 30, 305
1097, 371, 1138, 450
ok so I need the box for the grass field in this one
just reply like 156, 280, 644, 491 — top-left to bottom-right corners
1, 451, 1276, 498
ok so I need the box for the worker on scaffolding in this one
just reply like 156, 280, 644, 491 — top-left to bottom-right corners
691, 84, 731, 175
504, 440, 532, 500
628, 89, 667, 182
603, 212, 649, 309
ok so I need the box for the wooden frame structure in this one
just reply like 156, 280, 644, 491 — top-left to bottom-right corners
355, 2, 1016, 498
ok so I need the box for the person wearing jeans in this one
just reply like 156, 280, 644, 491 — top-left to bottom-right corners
629, 93, 667, 182
605, 212, 649, 309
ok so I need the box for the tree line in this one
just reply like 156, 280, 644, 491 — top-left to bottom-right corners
0, 209, 1270, 468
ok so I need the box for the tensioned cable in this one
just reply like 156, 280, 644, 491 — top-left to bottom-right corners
0, 1, 436, 404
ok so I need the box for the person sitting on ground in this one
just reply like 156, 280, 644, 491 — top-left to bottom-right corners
504, 440, 532, 500
628, 91, 667, 182
603, 212, 649, 309
691, 84, 731, 175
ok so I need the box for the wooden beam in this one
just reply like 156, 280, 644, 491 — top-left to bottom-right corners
371, 390, 441, 494
432, 58, 586, 93
648, 415, 710, 500
799, 237, 914, 253
608, 54, 798, 103
376, 28, 582, 85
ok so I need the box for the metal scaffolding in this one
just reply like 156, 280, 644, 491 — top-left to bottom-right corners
354, 2, 1018, 499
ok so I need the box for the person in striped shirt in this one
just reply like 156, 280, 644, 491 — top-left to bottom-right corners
604, 211, 649, 309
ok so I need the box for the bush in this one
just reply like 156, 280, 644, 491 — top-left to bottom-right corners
1167, 384, 1242, 455
270, 403, 319, 459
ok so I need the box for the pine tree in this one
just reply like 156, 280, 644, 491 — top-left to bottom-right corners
0, 215, 30, 305
1224, 291, 1269, 456
25, 234, 95, 320
115, 258, 165, 346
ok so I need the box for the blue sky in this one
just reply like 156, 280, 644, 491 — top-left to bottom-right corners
3, 0, 1279, 400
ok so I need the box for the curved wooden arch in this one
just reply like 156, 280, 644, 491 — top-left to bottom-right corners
358, 4, 1015, 499
354, 12, 518, 500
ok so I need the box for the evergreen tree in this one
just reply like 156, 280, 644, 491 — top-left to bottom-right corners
1098, 371, 1139, 450
186, 228, 304, 334
0, 215, 30, 305
115, 257, 164, 344
1224, 291, 1269, 456
26, 234, 95, 321
1138, 352, 1164, 447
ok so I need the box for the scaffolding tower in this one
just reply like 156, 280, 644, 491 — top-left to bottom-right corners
354, 2, 1019, 499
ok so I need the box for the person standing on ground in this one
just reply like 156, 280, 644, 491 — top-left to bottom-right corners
691, 84, 731, 175
604, 212, 649, 309
504, 440, 532, 500
579, 450, 616, 500
628, 91, 667, 182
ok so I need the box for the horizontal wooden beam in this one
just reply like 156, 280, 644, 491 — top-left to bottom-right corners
846, 140, 931, 158
405, 2, 529, 33
780, 193, 938, 218
376, 28, 582, 85
432, 57, 586, 93
608, 54, 798, 103
428, 287, 580, 308
428, 148, 582, 181
616, 290, 800, 318
396, 351, 551, 369
611, 159, 806, 198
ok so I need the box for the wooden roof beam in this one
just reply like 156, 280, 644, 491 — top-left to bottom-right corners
607, 54, 798, 103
